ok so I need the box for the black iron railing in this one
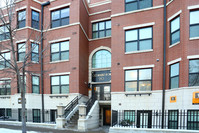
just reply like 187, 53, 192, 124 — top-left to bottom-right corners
112, 110, 199, 130
86, 94, 96, 115
63, 96, 79, 118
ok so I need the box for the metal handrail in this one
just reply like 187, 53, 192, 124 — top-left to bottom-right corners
63, 95, 82, 118
86, 94, 96, 115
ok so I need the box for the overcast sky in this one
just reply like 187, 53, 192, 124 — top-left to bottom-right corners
0, 0, 12, 8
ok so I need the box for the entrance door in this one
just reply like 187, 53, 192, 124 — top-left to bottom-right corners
103, 108, 111, 125
137, 110, 152, 128
93, 84, 111, 101
50, 110, 57, 123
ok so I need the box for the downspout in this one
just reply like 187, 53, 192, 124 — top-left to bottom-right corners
162, 0, 167, 129
41, 1, 50, 123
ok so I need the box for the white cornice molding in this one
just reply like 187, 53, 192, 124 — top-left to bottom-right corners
30, 6, 41, 12
167, 58, 181, 65
49, 37, 70, 44
168, 10, 182, 21
187, 4, 199, 10
123, 65, 155, 70
123, 22, 155, 30
49, 3, 70, 11
187, 55, 199, 59
49, 72, 70, 76
89, 0, 111, 8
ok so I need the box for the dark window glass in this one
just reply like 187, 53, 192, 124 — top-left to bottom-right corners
168, 110, 178, 129
32, 76, 40, 94
51, 41, 69, 62
0, 80, 11, 95
125, 0, 152, 12
18, 109, 27, 122
31, 43, 39, 62
51, 8, 69, 28
92, 20, 111, 39
32, 10, 40, 29
0, 52, 10, 69
17, 43, 26, 61
125, 27, 152, 52
190, 10, 199, 38
33, 109, 40, 123
187, 110, 199, 130
6, 109, 12, 117
170, 63, 179, 89
18, 10, 26, 29
92, 50, 111, 68
51, 75, 69, 94
189, 60, 199, 86
0, 25, 9, 41
170, 17, 180, 45
125, 68, 152, 91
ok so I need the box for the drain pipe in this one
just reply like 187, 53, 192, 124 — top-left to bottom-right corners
162, 0, 167, 129
41, 1, 50, 123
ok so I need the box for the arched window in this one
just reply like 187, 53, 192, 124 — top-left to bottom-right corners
92, 50, 111, 68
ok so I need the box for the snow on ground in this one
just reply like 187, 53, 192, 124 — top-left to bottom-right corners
0, 128, 39, 133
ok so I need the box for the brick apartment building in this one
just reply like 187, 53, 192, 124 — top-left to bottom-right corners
0, 0, 199, 131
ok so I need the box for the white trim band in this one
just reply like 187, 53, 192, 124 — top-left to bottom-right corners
90, 10, 111, 16
49, 37, 70, 44
30, 6, 41, 12
89, 0, 111, 8
49, 3, 71, 11
187, 55, 199, 59
168, 10, 182, 21
16, 39, 27, 43
91, 17, 111, 23
49, 72, 70, 76
16, 6, 27, 11
187, 4, 199, 10
123, 64, 155, 70
123, 22, 155, 30
167, 58, 181, 65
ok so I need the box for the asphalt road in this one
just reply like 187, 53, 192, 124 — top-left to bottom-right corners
0, 124, 109, 133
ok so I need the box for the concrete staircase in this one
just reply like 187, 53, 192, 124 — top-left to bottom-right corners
66, 111, 79, 129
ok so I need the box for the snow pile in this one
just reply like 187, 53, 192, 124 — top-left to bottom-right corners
0, 128, 39, 133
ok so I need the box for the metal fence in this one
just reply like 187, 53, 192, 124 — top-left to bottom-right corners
112, 110, 199, 130
0, 108, 57, 124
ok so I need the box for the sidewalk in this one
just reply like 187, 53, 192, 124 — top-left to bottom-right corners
0, 123, 109, 133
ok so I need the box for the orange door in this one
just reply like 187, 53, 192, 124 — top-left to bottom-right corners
105, 109, 111, 125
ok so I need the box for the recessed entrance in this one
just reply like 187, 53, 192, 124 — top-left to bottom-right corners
103, 107, 111, 125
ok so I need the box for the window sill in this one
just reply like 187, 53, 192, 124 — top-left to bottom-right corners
125, 49, 153, 54
0, 39, 10, 43
89, 36, 111, 41
190, 37, 199, 41
169, 41, 180, 48
50, 60, 69, 64
48, 22, 80, 31
31, 61, 39, 64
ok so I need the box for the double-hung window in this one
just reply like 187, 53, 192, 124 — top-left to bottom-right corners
33, 109, 40, 123
51, 75, 69, 94
170, 63, 179, 89
187, 110, 199, 130
92, 20, 111, 39
190, 10, 199, 38
32, 10, 40, 30
18, 10, 26, 29
0, 80, 11, 95
0, 25, 9, 41
125, 68, 152, 91
0, 52, 10, 69
51, 7, 69, 28
32, 76, 40, 94
51, 41, 69, 62
168, 110, 178, 129
170, 17, 180, 45
31, 43, 39, 62
189, 59, 199, 86
17, 43, 26, 61
125, 27, 152, 53
125, 0, 153, 12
